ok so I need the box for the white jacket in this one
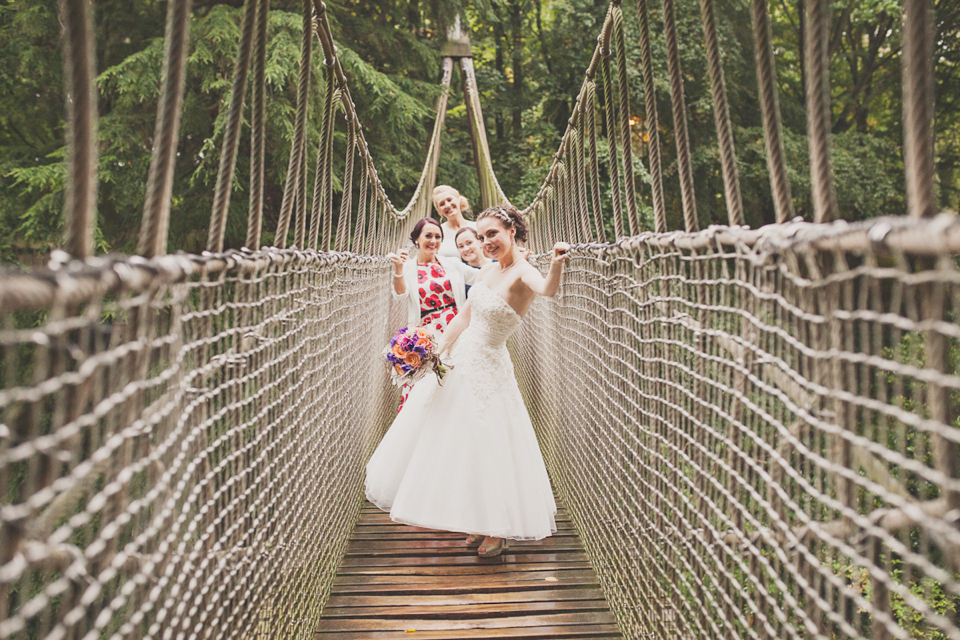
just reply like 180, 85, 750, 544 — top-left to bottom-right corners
393, 255, 479, 329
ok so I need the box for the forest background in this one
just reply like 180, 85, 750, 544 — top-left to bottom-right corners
1, 0, 958, 265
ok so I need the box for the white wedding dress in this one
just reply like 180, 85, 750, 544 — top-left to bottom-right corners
365, 281, 557, 540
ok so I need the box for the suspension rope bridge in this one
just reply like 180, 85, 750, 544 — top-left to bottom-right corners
1, 0, 958, 638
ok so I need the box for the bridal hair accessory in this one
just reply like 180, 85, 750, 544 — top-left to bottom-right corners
478, 204, 529, 243
384, 327, 451, 386
484, 206, 513, 226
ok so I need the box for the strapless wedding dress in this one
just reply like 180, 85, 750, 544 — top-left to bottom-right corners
365, 281, 557, 540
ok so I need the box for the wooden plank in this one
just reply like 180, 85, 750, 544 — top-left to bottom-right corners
330, 575, 601, 596
333, 569, 600, 587
327, 587, 607, 608
339, 551, 590, 568
317, 501, 622, 638
315, 611, 619, 632
316, 624, 622, 638
344, 540, 584, 556
350, 525, 578, 544
322, 600, 613, 620
335, 562, 593, 577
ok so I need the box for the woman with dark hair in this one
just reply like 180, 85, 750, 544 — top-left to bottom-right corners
387, 217, 479, 409
368, 205, 569, 557
455, 227, 493, 269
454, 227, 493, 298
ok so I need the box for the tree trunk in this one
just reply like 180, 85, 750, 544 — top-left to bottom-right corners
534, 0, 552, 74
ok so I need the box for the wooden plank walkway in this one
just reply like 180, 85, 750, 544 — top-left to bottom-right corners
316, 501, 623, 639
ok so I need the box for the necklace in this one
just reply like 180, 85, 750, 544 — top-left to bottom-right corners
498, 254, 520, 273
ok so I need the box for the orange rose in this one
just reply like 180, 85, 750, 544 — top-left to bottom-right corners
392, 344, 405, 358
415, 337, 431, 347
403, 353, 422, 368
416, 328, 431, 339
394, 363, 405, 374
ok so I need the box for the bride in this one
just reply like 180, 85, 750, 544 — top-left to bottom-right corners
365, 204, 569, 557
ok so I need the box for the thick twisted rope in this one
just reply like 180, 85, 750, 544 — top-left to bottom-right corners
572, 122, 591, 242
207, 0, 258, 252
60, 0, 97, 260
612, 6, 640, 235
275, 0, 312, 248
698, 0, 743, 227
310, 65, 335, 250
901, 0, 937, 218
355, 156, 369, 252
601, 45, 625, 239
585, 81, 606, 242
335, 125, 357, 251
804, 0, 838, 223
461, 57, 510, 209
246, 0, 270, 250
750, 0, 794, 223
661, 0, 699, 231
634, 0, 667, 233
139, 0, 193, 257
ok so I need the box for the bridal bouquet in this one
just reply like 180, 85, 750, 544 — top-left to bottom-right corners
384, 327, 451, 386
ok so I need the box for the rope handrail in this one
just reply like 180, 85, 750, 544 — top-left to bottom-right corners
4, 215, 960, 638
5, 0, 954, 636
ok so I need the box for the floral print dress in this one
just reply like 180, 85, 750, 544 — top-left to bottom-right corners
398, 262, 459, 411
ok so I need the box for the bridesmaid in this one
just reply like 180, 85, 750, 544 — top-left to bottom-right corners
455, 227, 493, 298
432, 185, 476, 259
387, 218, 478, 409
455, 227, 493, 269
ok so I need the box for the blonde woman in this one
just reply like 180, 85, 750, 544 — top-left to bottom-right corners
432, 185, 476, 258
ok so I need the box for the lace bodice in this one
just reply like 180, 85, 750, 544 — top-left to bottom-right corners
462, 282, 521, 348
446, 282, 523, 410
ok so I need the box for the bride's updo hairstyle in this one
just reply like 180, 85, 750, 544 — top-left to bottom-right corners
477, 205, 528, 243
409, 217, 443, 245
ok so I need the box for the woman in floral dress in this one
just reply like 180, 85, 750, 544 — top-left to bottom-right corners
388, 218, 478, 410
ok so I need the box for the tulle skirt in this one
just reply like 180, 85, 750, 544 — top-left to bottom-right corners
365, 338, 557, 541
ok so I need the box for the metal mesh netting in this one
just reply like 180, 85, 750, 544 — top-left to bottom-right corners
0, 250, 399, 638
514, 217, 960, 640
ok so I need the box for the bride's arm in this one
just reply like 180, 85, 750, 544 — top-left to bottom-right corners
522, 242, 570, 297
437, 302, 472, 355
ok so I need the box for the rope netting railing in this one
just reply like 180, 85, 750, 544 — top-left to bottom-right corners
515, 216, 960, 639
0, 250, 401, 637
2, 0, 956, 636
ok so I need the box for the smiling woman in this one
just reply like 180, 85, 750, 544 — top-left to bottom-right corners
386, 217, 479, 410
432, 185, 476, 258
367, 204, 570, 558
455, 227, 491, 268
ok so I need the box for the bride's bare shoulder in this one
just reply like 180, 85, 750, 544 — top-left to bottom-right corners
517, 260, 544, 282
